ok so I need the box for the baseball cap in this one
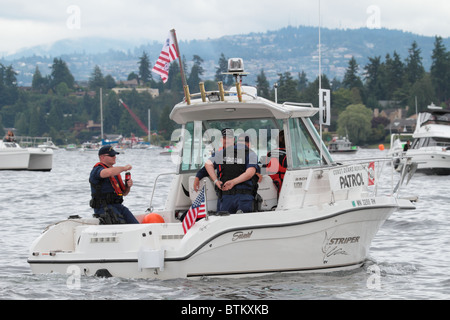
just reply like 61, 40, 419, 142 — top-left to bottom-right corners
237, 133, 250, 143
98, 145, 120, 156
221, 128, 234, 138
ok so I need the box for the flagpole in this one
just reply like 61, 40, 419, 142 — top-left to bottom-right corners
318, 0, 323, 164
170, 29, 190, 104
203, 182, 208, 221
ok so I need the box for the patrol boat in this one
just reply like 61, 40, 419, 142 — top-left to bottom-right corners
28, 59, 415, 279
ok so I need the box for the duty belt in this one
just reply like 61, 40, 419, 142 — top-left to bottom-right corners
221, 188, 254, 196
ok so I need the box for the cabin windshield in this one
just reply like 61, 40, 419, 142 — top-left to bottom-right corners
421, 112, 450, 126
412, 137, 450, 149
176, 116, 332, 173
177, 118, 283, 173
287, 118, 331, 168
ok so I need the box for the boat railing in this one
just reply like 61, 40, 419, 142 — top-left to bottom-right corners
147, 172, 178, 212
15, 136, 54, 148
183, 81, 258, 105
334, 156, 417, 198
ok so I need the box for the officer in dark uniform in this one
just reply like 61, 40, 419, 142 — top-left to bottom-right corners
193, 128, 235, 192
89, 146, 139, 224
205, 131, 259, 213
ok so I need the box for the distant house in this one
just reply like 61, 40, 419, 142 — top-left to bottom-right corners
374, 107, 417, 133
86, 120, 101, 132
116, 79, 139, 88
111, 87, 159, 98
71, 90, 96, 98
386, 118, 417, 133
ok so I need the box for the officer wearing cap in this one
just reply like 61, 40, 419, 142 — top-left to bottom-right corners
89, 146, 138, 224
193, 128, 235, 192
205, 130, 259, 214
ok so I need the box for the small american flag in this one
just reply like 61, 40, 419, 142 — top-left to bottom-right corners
152, 32, 179, 83
182, 186, 206, 234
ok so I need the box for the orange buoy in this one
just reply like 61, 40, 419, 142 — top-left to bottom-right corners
142, 213, 165, 224
378, 144, 385, 151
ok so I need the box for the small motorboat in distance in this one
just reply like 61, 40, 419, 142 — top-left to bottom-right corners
328, 136, 358, 153
28, 58, 415, 279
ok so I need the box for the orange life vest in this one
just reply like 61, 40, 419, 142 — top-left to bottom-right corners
94, 162, 126, 196
265, 148, 287, 192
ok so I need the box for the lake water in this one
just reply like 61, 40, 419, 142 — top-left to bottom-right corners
0, 148, 449, 300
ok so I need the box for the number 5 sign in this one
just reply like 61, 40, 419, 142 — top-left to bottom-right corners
319, 89, 331, 126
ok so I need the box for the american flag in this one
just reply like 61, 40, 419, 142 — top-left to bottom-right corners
152, 32, 179, 83
182, 186, 206, 234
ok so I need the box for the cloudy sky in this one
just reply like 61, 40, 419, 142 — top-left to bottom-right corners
1, 0, 449, 55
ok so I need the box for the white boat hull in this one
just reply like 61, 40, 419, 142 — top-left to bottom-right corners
28, 197, 396, 279
405, 148, 450, 175
0, 147, 53, 171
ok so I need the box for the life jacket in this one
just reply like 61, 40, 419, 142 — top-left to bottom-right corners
218, 146, 257, 194
93, 162, 126, 196
265, 148, 287, 192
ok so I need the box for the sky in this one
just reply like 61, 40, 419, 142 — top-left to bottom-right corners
1, 0, 449, 55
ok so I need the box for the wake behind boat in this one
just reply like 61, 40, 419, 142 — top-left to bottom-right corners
28, 59, 415, 279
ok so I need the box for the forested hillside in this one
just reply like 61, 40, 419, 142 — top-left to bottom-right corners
0, 28, 449, 146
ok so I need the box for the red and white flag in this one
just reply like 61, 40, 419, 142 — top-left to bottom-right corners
152, 32, 179, 83
182, 186, 206, 234
368, 162, 375, 186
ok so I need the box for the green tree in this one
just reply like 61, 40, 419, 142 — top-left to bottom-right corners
256, 69, 270, 99
297, 71, 309, 92
0, 64, 19, 106
332, 88, 354, 113
407, 74, 437, 115
88, 65, 105, 90
337, 104, 373, 145
127, 72, 139, 82
300, 75, 331, 108
32, 66, 47, 93
364, 56, 383, 101
382, 52, 404, 100
138, 51, 152, 85
47, 100, 64, 131
343, 57, 363, 90
405, 41, 425, 85
276, 72, 298, 103
430, 36, 450, 103
165, 61, 182, 91
187, 55, 204, 93
50, 58, 74, 90
104, 75, 116, 89
214, 53, 228, 85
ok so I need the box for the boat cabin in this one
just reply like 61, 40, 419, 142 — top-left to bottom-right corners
411, 109, 450, 150
154, 59, 335, 222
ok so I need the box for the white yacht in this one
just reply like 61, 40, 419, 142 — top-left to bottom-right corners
0, 139, 53, 171
404, 106, 450, 175
28, 59, 414, 279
